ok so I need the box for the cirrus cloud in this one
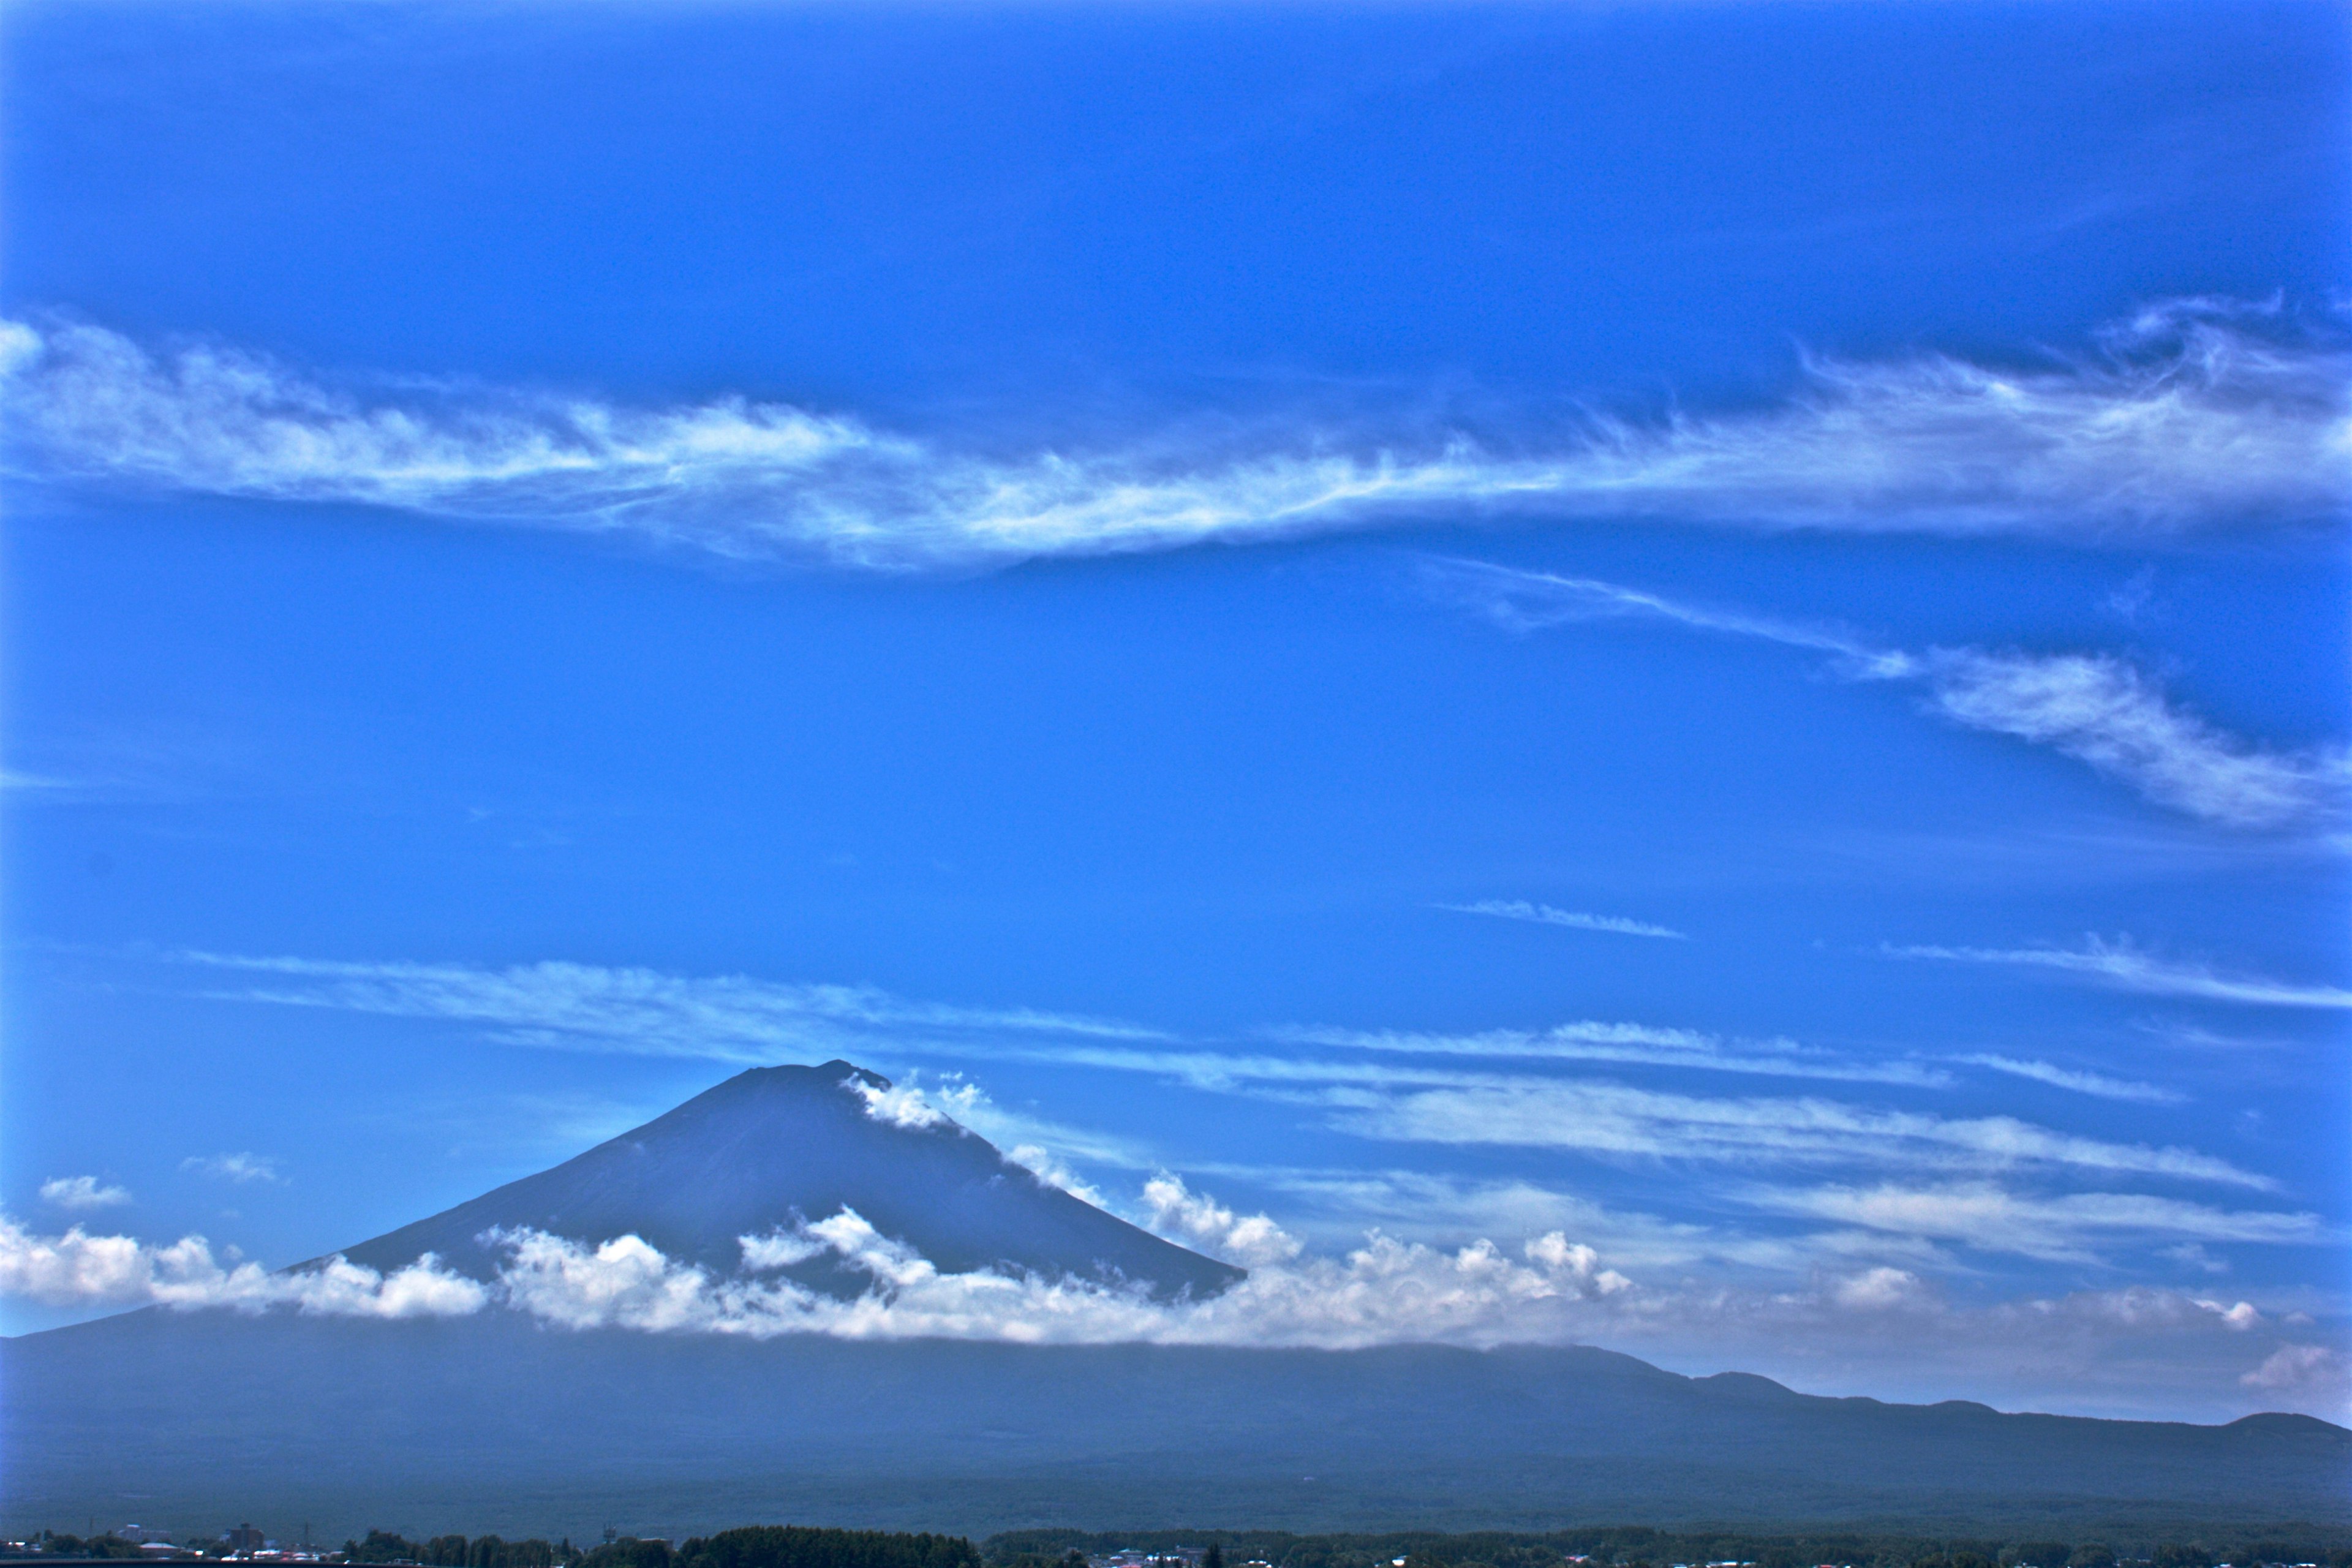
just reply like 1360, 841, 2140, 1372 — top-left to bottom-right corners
1888, 936, 2352, 1009
1424, 558, 2349, 834
3, 300, 2343, 571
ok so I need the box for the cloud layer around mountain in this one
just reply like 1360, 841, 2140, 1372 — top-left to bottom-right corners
6, 1187, 2338, 1418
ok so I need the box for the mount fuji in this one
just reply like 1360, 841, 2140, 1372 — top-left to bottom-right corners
329, 1060, 1242, 1301
4, 1061, 2346, 1539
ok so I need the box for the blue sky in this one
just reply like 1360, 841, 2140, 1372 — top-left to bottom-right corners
2, 0, 2348, 1422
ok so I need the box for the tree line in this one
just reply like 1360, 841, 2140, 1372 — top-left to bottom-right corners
335, 1527, 982, 1568
347, 1534, 577, 1567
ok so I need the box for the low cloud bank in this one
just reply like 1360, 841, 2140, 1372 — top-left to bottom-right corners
0, 1189, 1626, 1349
5, 1191, 2339, 1419
0, 1215, 486, 1316
4, 300, 2342, 568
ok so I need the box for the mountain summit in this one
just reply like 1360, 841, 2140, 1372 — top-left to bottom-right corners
334, 1060, 1243, 1301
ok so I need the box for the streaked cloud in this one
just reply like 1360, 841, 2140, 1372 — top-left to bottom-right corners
178, 947, 1934, 1090
1327, 1074, 2271, 1189
1441, 899, 1687, 940
1272, 1020, 1945, 1086
911, 1041, 2262, 1190
1754, 1182, 2323, 1262
1889, 937, 2352, 1009
176, 950, 1167, 1062
1425, 558, 1884, 664
39, 1175, 130, 1211
1956, 1054, 2185, 1105
1428, 559, 2348, 832
0, 769, 79, 792
162, 948, 2290, 1276
181, 1152, 285, 1185
1923, 649, 2350, 831
4, 301, 2343, 570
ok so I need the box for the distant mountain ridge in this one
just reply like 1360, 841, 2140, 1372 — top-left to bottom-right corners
331, 1058, 1243, 1301
4, 1310, 2346, 1537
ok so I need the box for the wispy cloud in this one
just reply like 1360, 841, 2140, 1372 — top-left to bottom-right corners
921, 1041, 2267, 1190
0, 768, 80, 792
1754, 1182, 2321, 1263
1272, 1020, 1945, 1086
1441, 899, 1686, 940
178, 948, 1948, 1093
1427, 559, 2349, 832
1889, 937, 2352, 1009
181, 1152, 285, 1185
40, 1176, 131, 1211
1922, 649, 2351, 831
162, 949, 2286, 1265
1425, 559, 1885, 664
175, 951, 1166, 1062
1956, 1054, 2185, 1105
1327, 1074, 2272, 1189
4, 301, 2343, 568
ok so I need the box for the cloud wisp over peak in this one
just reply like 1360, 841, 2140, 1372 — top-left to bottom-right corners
4, 301, 2343, 569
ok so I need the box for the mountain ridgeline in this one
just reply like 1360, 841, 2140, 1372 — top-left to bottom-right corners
331, 1059, 1243, 1300
3, 1060, 2346, 1536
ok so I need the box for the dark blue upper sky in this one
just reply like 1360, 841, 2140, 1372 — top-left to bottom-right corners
2, 0, 2346, 1420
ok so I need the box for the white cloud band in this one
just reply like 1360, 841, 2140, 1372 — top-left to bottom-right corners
0, 1215, 485, 1317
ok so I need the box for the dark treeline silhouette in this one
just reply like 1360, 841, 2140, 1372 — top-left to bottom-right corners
571, 1530, 981, 1568
981, 1530, 2352, 1568
326, 1528, 981, 1568
345, 1533, 577, 1567
681, 1527, 981, 1568
17, 1536, 145, 1560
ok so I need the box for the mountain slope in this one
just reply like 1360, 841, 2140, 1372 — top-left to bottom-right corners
331, 1060, 1242, 1301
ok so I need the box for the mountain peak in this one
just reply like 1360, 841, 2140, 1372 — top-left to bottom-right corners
333, 1059, 1242, 1303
